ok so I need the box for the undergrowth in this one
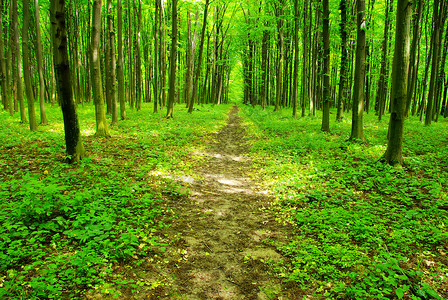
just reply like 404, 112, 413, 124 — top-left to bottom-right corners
0, 103, 230, 299
241, 106, 448, 300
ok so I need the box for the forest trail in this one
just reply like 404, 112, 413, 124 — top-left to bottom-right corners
152, 106, 300, 299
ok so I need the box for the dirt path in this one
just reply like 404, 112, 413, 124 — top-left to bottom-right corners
153, 106, 300, 299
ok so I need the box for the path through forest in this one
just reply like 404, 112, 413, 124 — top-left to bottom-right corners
151, 106, 300, 299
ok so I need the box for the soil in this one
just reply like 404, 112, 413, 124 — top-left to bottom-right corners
143, 106, 302, 299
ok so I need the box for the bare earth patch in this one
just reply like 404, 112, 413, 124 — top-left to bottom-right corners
146, 106, 302, 299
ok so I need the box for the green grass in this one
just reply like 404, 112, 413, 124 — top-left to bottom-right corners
241, 106, 448, 300
0, 102, 231, 299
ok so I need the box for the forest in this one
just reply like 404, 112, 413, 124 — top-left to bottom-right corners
0, 0, 447, 298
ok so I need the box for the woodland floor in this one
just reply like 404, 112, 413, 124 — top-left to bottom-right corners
140, 106, 300, 299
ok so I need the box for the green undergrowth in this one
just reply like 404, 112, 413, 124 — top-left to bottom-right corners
0, 103, 230, 299
241, 106, 448, 300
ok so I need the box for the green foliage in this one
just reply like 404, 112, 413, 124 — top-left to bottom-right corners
242, 106, 448, 299
0, 103, 230, 299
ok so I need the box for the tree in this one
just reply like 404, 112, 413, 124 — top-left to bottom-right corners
117, 0, 126, 120
166, 0, 178, 118
188, 0, 210, 114
22, 0, 38, 131
349, 0, 366, 141
11, 0, 27, 123
336, 0, 348, 121
107, 0, 118, 124
34, 0, 48, 125
0, 1, 12, 116
91, 0, 110, 137
321, 0, 330, 132
292, 0, 299, 118
425, 0, 446, 125
50, 0, 86, 163
382, 0, 412, 166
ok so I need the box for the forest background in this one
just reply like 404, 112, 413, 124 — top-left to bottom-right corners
0, 0, 447, 299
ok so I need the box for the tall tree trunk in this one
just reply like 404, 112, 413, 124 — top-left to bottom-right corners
11, 0, 26, 122
91, 0, 110, 137
22, 0, 38, 131
166, 0, 177, 118
292, 0, 299, 118
383, 0, 412, 165
274, 1, 284, 112
50, 0, 86, 163
336, 0, 348, 121
107, 0, 118, 124
376, 0, 394, 121
34, 0, 48, 125
406, 0, 423, 116
134, 0, 142, 111
0, 1, 12, 116
349, 0, 366, 141
117, 0, 126, 120
425, 0, 446, 125
261, 27, 269, 110
301, 0, 309, 117
188, 0, 209, 113
321, 0, 330, 131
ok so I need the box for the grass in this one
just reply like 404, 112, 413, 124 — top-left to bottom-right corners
241, 106, 448, 300
0, 102, 231, 299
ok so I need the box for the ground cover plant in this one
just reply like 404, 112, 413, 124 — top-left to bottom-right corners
241, 106, 448, 299
0, 103, 230, 299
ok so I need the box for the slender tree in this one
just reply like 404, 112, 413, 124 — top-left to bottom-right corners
349, 0, 366, 141
382, 0, 412, 165
107, 0, 118, 124
34, 0, 48, 125
292, 0, 299, 118
321, 0, 330, 132
336, 0, 348, 121
0, 1, 12, 116
166, 0, 178, 118
188, 0, 210, 113
117, 0, 126, 119
11, 0, 27, 123
91, 0, 110, 137
50, 0, 86, 163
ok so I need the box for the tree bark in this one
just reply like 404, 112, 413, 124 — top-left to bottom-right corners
292, 0, 299, 118
0, 1, 12, 116
382, 0, 412, 166
336, 0, 348, 121
107, 0, 118, 124
134, 0, 142, 111
117, 0, 126, 120
301, 0, 310, 117
91, 0, 110, 137
11, 0, 26, 122
321, 0, 330, 132
166, 0, 178, 118
349, 0, 366, 141
188, 0, 210, 113
34, 0, 48, 125
50, 0, 86, 163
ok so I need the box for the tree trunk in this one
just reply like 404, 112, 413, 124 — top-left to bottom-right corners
166, 0, 177, 118
22, 0, 38, 131
301, 0, 309, 117
292, 0, 299, 118
0, 1, 12, 116
376, 0, 394, 121
336, 0, 348, 121
425, 0, 446, 125
50, 0, 86, 163
107, 0, 118, 124
188, 0, 209, 113
11, 0, 26, 122
91, 0, 110, 137
274, 1, 284, 112
134, 0, 142, 111
34, 0, 48, 125
382, 0, 412, 166
349, 0, 366, 141
117, 0, 126, 120
406, 0, 423, 116
321, 0, 330, 132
